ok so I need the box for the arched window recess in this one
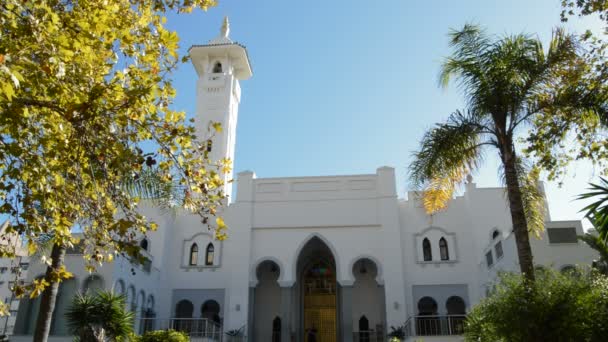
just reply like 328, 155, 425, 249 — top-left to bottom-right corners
439, 237, 450, 261
205, 243, 215, 266
189, 243, 198, 266
422, 238, 432, 261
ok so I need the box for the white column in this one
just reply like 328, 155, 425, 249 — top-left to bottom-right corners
280, 286, 293, 342
376, 167, 408, 328
340, 285, 354, 342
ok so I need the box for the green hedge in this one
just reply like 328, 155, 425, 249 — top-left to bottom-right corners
137, 330, 190, 342
465, 268, 608, 341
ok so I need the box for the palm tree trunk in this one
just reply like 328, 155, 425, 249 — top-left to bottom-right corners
33, 243, 66, 342
501, 144, 536, 282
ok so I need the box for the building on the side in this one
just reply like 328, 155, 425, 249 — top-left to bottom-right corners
11, 18, 599, 342
0, 221, 28, 338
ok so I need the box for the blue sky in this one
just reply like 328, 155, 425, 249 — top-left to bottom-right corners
164, 0, 604, 226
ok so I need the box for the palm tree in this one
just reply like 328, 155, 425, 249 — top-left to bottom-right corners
410, 25, 584, 282
65, 291, 134, 342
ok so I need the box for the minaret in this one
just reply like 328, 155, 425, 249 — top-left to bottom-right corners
189, 17, 252, 201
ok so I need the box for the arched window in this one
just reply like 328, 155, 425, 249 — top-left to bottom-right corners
446, 296, 466, 314
205, 243, 215, 266
147, 295, 155, 312
439, 237, 449, 261
175, 300, 194, 317
417, 297, 438, 315
174, 300, 194, 332
561, 265, 578, 275
446, 296, 466, 334
422, 238, 432, 261
417, 297, 439, 336
128, 286, 137, 312
359, 315, 370, 341
82, 274, 104, 294
189, 243, 198, 266
201, 300, 221, 324
494, 240, 503, 259
272, 316, 281, 342
140, 238, 149, 251
212, 62, 222, 73
113, 279, 125, 295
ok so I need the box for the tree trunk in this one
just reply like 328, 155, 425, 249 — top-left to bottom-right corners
33, 243, 66, 342
501, 144, 536, 282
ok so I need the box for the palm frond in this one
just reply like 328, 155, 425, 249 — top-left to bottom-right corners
410, 110, 488, 214
440, 24, 491, 88
122, 167, 184, 210
65, 291, 133, 341
577, 177, 608, 240
441, 25, 581, 136
95, 291, 134, 339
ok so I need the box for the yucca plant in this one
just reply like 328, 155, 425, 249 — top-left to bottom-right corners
410, 24, 592, 282
65, 291, 134, 342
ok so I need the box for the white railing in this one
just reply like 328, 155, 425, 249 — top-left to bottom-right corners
353, 330, 385, 342
138, 318, 222, 340
404, 315, 466, 337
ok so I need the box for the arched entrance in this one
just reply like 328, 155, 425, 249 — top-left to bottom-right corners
297, 237, 337, 342
254, 260, 281, 342
352, 258, 385, 340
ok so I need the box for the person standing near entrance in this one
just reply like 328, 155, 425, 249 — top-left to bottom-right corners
306, 327, 317, 342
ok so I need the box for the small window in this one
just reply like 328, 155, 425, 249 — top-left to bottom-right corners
189, 244, 199, 266
485, 251, 494, 268
140, 238, 149, 251
439, 237, 449, 261
494, 241, 503, 259
492, 230, 500, 240
212, 62, 223, 73
205, 243, 215, 266
547, 228, 578, 244
422, 238, 432, 261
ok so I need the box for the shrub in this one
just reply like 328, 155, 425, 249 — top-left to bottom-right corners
137, 330, 190, 342
65, 291, 133, 342
465, 268, 608, 342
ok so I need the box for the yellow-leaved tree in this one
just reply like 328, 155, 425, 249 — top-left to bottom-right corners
0, 1, 232, 341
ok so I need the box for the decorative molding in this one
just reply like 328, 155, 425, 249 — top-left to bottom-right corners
291, 180, 340, 192
347, 179, 375, 190
256, 182, 283, 193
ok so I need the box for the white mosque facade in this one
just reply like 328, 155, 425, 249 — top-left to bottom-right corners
11, 19, 598, 342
